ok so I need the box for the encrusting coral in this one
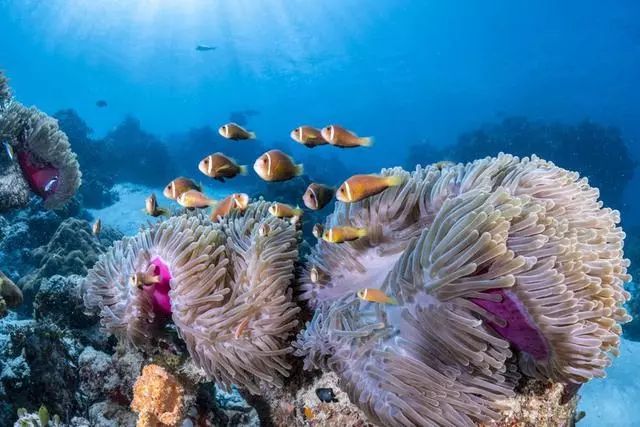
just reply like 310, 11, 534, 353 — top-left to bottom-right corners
0, 71, 81, 210
130, 364, 185, 427
295, 153, 632, 426
83, 201, 301, 395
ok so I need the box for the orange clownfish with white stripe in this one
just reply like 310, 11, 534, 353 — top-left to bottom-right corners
357, 288, 398, 305
336, 174, 403, 203
253, 149, 303, 182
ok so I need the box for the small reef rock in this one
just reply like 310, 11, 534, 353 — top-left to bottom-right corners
0, 71, 81, 212
0, 271, 23, 319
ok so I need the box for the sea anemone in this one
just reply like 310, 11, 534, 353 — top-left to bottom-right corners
0, 73, 81, 209
83, 214, 227, 347
295, 153, 631, 426
84, 201, 301, 394
0, 71, 10, 105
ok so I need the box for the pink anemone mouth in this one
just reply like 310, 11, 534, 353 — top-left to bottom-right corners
471, 289, 550, 361
17, 151, 60, 199
143, 257, 173, 317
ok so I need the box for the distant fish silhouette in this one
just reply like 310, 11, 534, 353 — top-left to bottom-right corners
229, 109, 259, 126
96, 100, 108, 108
196, 44, 217, 52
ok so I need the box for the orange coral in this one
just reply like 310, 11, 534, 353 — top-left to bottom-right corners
130, 364, 185, 427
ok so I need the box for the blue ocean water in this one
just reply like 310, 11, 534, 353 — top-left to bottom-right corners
1, 1, 639, 426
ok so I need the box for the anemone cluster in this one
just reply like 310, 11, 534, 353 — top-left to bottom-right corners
83, 201, 301, 394
0, 71, 81, 209
295, 153, 631, 426
82, 153, 631, 426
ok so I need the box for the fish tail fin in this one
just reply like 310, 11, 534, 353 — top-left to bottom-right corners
158, 208, 171, 217
357, 228, 368, 238
359, 136, 374, 147
239, 165, 248, 176
385, 175, 404, 187
248, 132, 257, 139
295, 163, 304, 176
388, 296, 399, 305
294, 207, 304, 217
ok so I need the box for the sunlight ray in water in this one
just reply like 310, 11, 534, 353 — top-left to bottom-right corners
0, 1, 638, 426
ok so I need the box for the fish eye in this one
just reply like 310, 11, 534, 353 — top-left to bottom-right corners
204, 159, 209, 164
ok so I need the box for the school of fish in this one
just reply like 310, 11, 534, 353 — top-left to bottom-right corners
95, 121, 402, 305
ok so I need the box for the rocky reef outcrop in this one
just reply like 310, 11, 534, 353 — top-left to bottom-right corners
17, 217, 122, 307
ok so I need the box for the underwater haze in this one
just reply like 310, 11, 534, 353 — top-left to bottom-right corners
1, 1, 639, 426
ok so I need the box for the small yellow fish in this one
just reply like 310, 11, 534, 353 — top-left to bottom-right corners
198, 153, 248, 182
253, 149, 303, 182
177, 190, 216, 209
303, 183, 334, 210
357, 288, 398, 305
322, 226, 367, 243
290, 125, 328, 148
163, 177, 201, 201
433, 160, 455, 170
336, 174, 403, 203
303, 407, 315, 420
145, 193, 170, 217
3, 142, 15, 161
268, 202, 303, 219
321, 125, 373, 148
234, 317, 250, 339
92, 219, 101, 236
130, 271, 161, 289
210, 193, 249, 222
258, 223, 270, 237
218, 122, 256, 140
309, 266, 324, 284
312, 223, 324, 239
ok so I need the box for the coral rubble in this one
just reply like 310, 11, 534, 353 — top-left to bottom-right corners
295, 153, 631, 426
130, 364, 186, 427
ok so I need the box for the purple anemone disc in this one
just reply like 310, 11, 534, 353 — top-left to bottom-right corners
146, 256, 173, 316
17, 151, 59, 198
471, 289, 550, 361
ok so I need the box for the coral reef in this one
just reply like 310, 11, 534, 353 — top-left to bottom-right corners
83, 201, 301, 394
54, 109, 119, 209
130, 364, 186, 427
0, 75, 81, 210
295, 154, 631, 426
19, 218, 122, 306
0, 198, 90, 280
448, 117, 636, 209
101, 116, 176, 186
